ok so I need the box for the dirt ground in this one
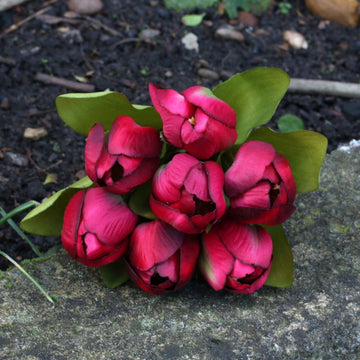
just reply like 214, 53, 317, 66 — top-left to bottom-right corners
1, 0, 359, 269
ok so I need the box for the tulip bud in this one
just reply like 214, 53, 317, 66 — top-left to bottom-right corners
150, 153, 226, 234
225, 140, 296, 225
149, 83, 237, 159
85, 115, 162, 195
124, 220, 200, 294
199, 218, 273, 294
61, 187, 138, 267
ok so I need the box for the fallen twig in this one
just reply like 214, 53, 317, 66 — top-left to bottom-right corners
0, 55, 16, 66
34, 73, 95, 92
0, 6, 51, 37
289, 79, 360, 98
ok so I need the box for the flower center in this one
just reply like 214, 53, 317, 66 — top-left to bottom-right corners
188, 116, 196, 126
269, 183, 280, 206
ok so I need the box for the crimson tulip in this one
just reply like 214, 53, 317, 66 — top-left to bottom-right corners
149, 83, 237, 159
124, 220, 200, 294
225, 140, 296, 225
85, 115, 162, 194
150, 153, 226, 234
199, 218, 273, 294
61, 187, 138, 267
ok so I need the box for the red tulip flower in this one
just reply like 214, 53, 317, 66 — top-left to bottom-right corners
124, 220, 200, 294
61, 187, 138, 267
85, 115, 162, 194
225, 140, 296, 225
150, 153, 226, 234
149, 83, 237, 159
199, 218, 273, 294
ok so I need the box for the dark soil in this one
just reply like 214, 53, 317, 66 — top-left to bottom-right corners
1, 0, 359, 270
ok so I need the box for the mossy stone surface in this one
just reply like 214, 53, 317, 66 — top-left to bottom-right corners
1, 147, 359, 359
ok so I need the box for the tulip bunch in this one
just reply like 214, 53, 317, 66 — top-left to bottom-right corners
61, 83, 297, 295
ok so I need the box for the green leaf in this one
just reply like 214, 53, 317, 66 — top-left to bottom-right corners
128, 181, 156, 220
20, 177, 93, 236
247, 127, 328, 193
56, 91, 163, 135
181, 13, 206, 26
99, 258, 129, 288
224, 0, 271, 17
276, 114, 305, 133
264, 224, 293, 287
213, 67, 290, 144
164, 0, 217, 11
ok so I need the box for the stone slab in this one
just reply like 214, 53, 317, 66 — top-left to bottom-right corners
1, 147, 359, 360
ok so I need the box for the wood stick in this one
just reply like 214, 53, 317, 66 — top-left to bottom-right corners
34, 73, 95, 92
289, 78, 360, 98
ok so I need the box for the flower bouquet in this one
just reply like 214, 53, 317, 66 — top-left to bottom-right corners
21, 67, 327, 294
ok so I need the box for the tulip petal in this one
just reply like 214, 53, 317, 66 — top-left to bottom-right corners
231, 181, 271, 209
273, 153, 297, 203
108, 115, 161, 157
199, 229, 234, 290
85, 123, 105, 182
183, 163, 209, 201
225, 141, 275, 196
117, 155, 143, 177
61, 190, 85, 259
150, 196, 199, 234
182, 86, 236, 128
171, 188, 196, 214
218, 221, 272, 268
82, 187, 137, 245
177, 235, 200, 289
156, 252, 179, 283
95, 148, 117, 181
205, 161, 226, 220
128, 220, 183, 271
230, 259, 256, 279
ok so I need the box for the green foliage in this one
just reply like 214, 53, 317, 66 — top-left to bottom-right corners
213, 67, 290, 145
56, 91, 162, 136
20, 176, 94, 236
247, 127, 328, 193
164, 0, 217, 11
128, 181, 157, 220
276, 114, 305, 133
224, 0, 271, 18
99, 259, 129, 288
264, 225, 293, 287
181, 13, 206, 26
278, 2, 292, 14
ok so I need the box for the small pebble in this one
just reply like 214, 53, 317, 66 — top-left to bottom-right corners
7, 152, 29, 167
181, 32, 199, 52
215, 27, 245, 43
197, 68, 219, 80
0, 97, 10, 110
24, 127, 48, 141
68, 0, 103, 15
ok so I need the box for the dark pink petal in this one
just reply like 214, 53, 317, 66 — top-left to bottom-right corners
149, 83, 194, 118
225, 141, 275, 196
225, 261, 272, 294
108, 115, 161, 157
183, 134, 218, 160
230, 259, 257, 279
177, 235, 200, 289
180, 118, 205, 145
217, 220, 272, 268
273, 153, 297, 203
228, 203, 296, 226
263, 164, 281, 184
95, 148, 117, 181
183, 163, 209, 201
162, 114, 187, 148
182, 86, 236, 128
82, 187, 137, 245
150, 196, 200, 234
106, 157, 159, 195
127, 220, 183, 271
191, 211, 216, 231
171, 189, 196, 214
117, 155, 143, 177
199, 228, 234, 291
61, 190, 85, 259
205, 161, 226, 221
85, 123, 105, 182
152, 154, 198, 203
156, 252, 180, 283
231, 181, 271, 209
